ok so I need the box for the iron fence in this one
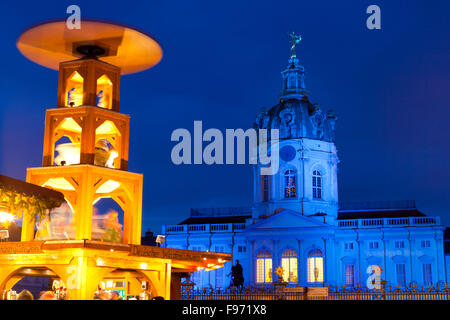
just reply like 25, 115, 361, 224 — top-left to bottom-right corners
181, 281, 450, 301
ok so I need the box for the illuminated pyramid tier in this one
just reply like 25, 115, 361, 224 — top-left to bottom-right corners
0, 19, 231, 300
16, 20, 164, 245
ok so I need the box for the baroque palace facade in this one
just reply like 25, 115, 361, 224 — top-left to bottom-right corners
162, 42, 448, 289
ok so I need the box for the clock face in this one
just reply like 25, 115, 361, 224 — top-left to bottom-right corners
280, 145, 296, 162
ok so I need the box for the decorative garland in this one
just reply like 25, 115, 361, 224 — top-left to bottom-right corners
0, 185, 63, 222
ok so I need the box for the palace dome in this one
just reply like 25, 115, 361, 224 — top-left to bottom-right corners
253, 52, 337, 143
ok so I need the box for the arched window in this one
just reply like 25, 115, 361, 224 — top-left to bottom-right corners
284, 169, 296, 198
281, 249, 298, 283
307, 249, 324, 283
312, 170, 322, 200
256, 250, 272, 283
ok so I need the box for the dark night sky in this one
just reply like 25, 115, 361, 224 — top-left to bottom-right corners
0, 1, 449, 235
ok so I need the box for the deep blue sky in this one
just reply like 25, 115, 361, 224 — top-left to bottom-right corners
0, 1, 449, 235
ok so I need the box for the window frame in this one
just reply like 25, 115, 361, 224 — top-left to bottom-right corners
423, 263, 432, 285
284, 169, 297, 199
281, 249, 298, 283
307, 249, 324, 284
256, 250, 273, 284
396, 263, 406, 287
312, 170, 322, 200
345, 264, 355, 286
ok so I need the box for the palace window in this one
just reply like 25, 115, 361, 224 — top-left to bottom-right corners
191, 246, 204, 287
238, 246, 246, 253
345, 265, 355, 286
262, 175, 269, 202
214, 246, 225, 253
215, 267, 224, 288
344, 242, 354, 250
395, 241, 405, 249
312, 170, 322, 200
288, 74, 297, 89
396, 264, 406, 286
421, 240, 431, 248
369, 241, 379, 250
423, 264, 432, 285
192, 271, 201, 287
256, 250, 272, 284
284, 169, 296, 198
281, 249, 298, 283
307, 249, 324, 283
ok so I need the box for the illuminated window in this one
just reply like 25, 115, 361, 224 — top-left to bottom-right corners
65, 71, 84, 107
262, 175, 269, 202
396, 264, 406, 286
345, 265, 354, 286
281, 249, 298, 283
284, 170, 296, 199
307, 249, 324, 283
423, 264, 432, 285
96, 74, 113, 109
312, 170, 322, 200
256, 250, 272, 283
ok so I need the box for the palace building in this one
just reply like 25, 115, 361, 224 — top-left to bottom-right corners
161, 38, 448, 289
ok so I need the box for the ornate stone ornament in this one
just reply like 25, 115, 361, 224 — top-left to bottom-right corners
279, 108, 296, 138
311, 106, 325, 139
280, 145, 296, 162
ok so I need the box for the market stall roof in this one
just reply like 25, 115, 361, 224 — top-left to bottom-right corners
0, 174, 64, 203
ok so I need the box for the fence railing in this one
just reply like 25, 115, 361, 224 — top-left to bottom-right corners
163, 223, 247, 234
337, 216, 440, 229
165, 216, 440, 234
181, 283, 450, 301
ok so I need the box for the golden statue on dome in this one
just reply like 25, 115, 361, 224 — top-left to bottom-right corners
289, 32, 302, 58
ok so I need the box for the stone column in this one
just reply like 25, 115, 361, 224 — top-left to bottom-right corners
297, 239, 302, 285
272, 240, 279, 282
251, 240, 255, 285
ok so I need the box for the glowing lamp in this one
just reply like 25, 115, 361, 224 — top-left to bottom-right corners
96, 258, 104, 266
0, 210, 15, 225
140, 263, 148, 270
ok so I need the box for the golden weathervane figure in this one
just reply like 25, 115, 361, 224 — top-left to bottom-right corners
289, 32, 302, 58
